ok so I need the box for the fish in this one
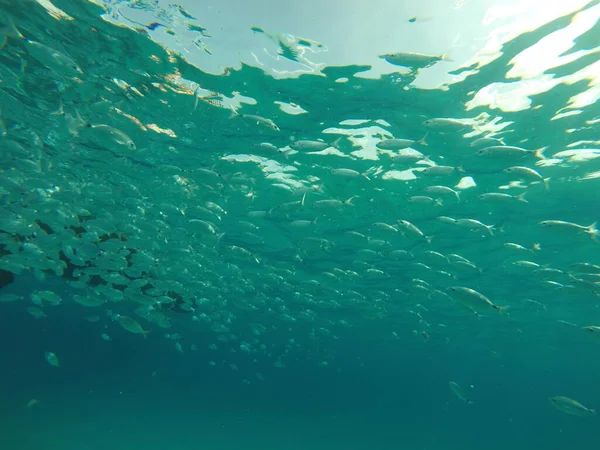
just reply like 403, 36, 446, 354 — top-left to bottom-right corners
115, 315, 150, 338
84, 124, 136, 151
420, 165, 463, 176
397, 220, 431, 243
376, 138, 416, 150
446, 286, 507, 315
476, 145, 546, 160
379, 52, 450, 69
454, 218, 497, 236
539, 220, 598, 241
44, 351, 60, 367
478, 192, 527, 203
469, 136, 505, 147
422, 118, 469, 131
449, 381, 474, 404
290, 138, 340, 151
549, 396, 595, 417
424, 185, 460, 201
25, 40, 83, 77
230, 107, 279, 131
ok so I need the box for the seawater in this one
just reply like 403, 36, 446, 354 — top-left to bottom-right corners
1, 1, 600, 449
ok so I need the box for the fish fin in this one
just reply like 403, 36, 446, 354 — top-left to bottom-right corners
417, 133, 429, 146
517, 192, 528, 203
344, 196, 356, 206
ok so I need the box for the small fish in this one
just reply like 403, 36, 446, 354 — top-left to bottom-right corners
420, 165, 462, 176
478, 192, 527, 203
330, 168, 370, 180
476, 145, 546, 160
312, 196, 355, 209
25, 40, 82, 77
230, 107, 279, 131
422, 118, 468, 131
389, 148, 427, 164
454, 218, 496, 236
379, 52, 449, 69
27, 306, 46, 319
449, 381, 474, 404
539, 220, 598, 241
397, 219, 431, 243
408, 195, 442, 206
469, 136, 505, 147
549, 396, 595, 417
424, 185, 460, 201
44, 351, 60, 367
85, 123, 136, 151
446, 286, 507, 315
503, 166, 549, 189
291, 138, 339, 151
25, 399, 39, 409
0, 15, 23, 40
376, 138, 416, 150
570, 262, 600, 274
115, 315, 150, 338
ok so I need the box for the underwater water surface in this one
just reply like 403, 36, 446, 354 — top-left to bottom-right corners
2, 1, 600, 449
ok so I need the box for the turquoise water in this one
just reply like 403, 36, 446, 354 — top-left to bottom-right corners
2, 0, 600, 449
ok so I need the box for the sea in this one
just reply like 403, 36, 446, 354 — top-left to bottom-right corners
1, 0, 600, 449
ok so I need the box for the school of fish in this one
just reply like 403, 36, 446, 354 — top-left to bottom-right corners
1, 0, 600, 415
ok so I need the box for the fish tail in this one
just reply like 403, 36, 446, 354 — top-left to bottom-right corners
143, 330, 150, 339
534, 146, 548, 160
543, 177, 551, 192
344, 196, 356, 206
495, 305, 509, 316
455, 191, 461, 202
331, 136, 342, 148
425, 235, 433, 245
517, 192, 528, 203
587, 222, 598, 241
417, 133, 429, 146
228, 106, 239, 119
